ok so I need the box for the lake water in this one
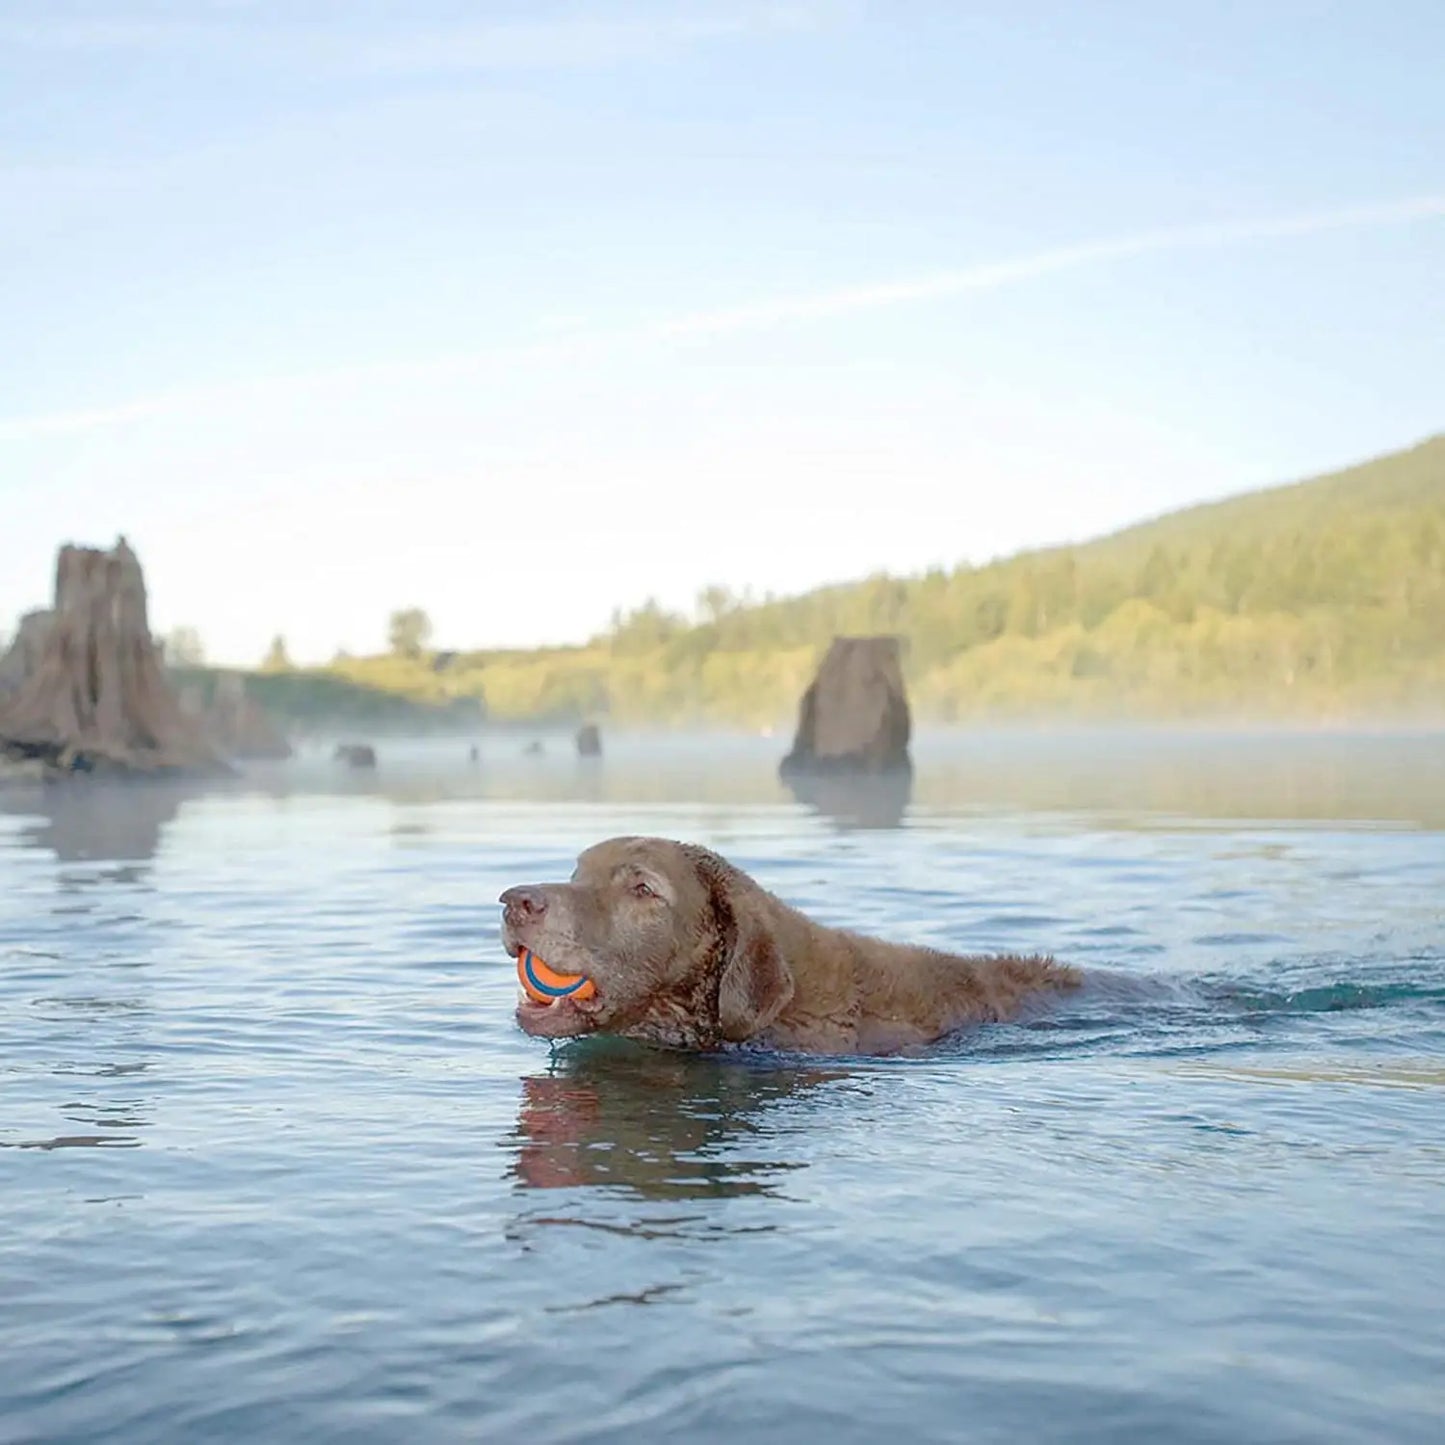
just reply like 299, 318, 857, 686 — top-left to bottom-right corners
2, 728, 1443, 1444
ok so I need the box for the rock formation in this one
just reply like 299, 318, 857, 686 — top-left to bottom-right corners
0, 540, 229, 776
779, 636, 912, 777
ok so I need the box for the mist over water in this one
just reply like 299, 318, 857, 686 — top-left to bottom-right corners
2, 727, 1442, 1443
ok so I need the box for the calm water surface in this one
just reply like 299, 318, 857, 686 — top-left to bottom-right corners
2, 729, 1443, 1444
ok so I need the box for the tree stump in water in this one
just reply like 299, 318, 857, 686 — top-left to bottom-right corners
0, 610, 53, 698
0, 539, 229, 776
204, 675, 292, 761
780, 636, 912, 777
576, 723, 602, 758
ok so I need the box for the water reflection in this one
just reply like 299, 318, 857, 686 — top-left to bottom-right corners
506, 1043, 848, 1200
198, 727, 1445, 827
0, 779, 194, 870
782, 769, 912, 829
916, 726, 1445, 827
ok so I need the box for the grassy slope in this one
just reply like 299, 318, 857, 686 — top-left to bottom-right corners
172, 666, 481, 735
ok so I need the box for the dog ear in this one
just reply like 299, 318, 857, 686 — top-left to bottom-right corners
718, 917, 793, 1042
685, 845, 794, 1042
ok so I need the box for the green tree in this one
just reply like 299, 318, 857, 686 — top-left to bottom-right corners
301, 434, 1445, 726
1136, 543, 1177, 600
163, 626, 205, 667
388, 608, 433, 660
262, 635, 293, 671
609, 598, 685, 653
696, 585, 737, 625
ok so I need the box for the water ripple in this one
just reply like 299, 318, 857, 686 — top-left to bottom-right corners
2, 740, 1443, 1443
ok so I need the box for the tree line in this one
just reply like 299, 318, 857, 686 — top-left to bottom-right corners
175, 436, 1445, 726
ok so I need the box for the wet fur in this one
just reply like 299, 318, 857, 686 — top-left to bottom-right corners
501, 836, 1082, 1056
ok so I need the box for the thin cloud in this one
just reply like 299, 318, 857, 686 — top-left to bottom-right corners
644, 194, 1445, 339
3, 192, 1442, 443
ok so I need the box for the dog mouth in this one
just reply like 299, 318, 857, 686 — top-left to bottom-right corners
504, 932, 605, 1037
515, 989, 603, 1037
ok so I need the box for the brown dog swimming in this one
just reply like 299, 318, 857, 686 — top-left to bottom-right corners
500, 836, 1080, 1055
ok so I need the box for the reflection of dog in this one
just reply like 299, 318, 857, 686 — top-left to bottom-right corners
509, 1046, 843, 1197
501, 836, 1080, 1055
512, 1074, 603, 1191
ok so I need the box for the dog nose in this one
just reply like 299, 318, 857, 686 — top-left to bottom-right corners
500, 885, 548, 921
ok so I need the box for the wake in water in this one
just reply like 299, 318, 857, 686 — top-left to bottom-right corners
928, 953, 1445, 1064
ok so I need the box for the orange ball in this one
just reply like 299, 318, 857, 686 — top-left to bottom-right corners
517, 947, 596, 1003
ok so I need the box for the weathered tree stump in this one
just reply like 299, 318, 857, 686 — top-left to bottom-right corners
0, 610, 53, 698
204, 674, 292, 761
780, 636, 912, 778
0, 540, 229, 776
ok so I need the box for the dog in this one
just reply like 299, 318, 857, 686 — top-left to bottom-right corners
500, 836, 1080, 1055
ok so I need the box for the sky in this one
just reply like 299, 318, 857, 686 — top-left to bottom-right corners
2, 1, 1442, 665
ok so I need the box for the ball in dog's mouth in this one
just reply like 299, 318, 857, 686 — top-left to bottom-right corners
516, 947, 596, 1005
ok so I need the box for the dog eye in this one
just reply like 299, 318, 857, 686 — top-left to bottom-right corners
631, 880, 657, 899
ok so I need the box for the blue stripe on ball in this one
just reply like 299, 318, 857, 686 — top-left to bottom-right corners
522, 948, 584, 998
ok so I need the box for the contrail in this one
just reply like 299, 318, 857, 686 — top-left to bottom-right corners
3, 192, 1442, 443
642, 193, 1445, 338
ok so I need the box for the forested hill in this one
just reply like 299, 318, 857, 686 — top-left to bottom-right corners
306, 433, 1445, 724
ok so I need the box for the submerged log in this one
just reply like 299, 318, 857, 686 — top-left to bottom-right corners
780, 636, 912, 778
0, 539, 228, 776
